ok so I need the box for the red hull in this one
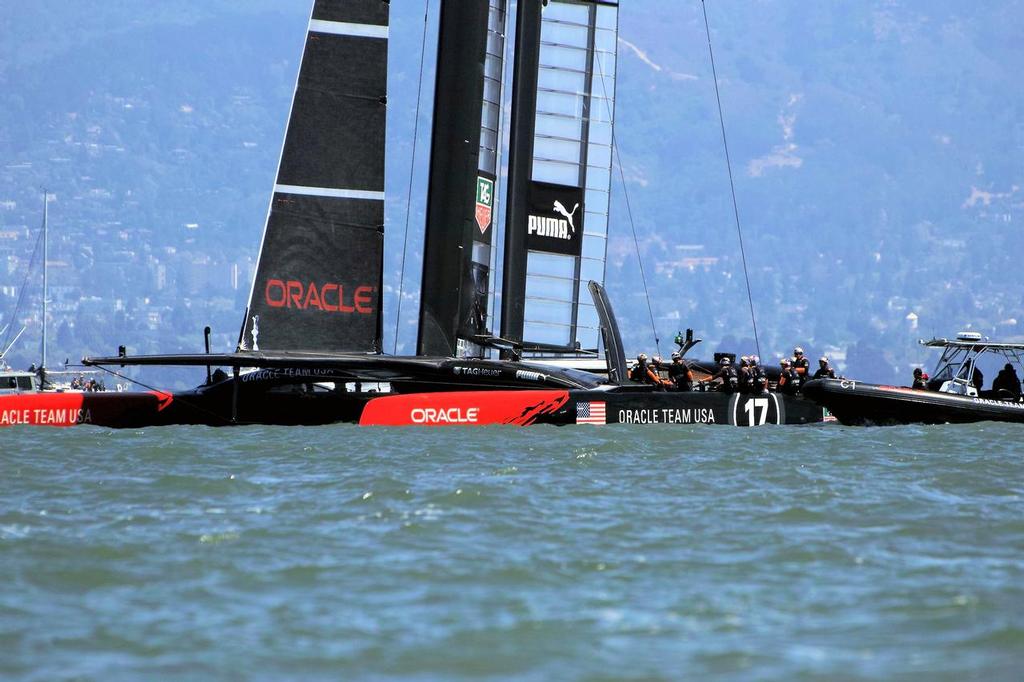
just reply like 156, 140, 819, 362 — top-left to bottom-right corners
0, 391, 174, 427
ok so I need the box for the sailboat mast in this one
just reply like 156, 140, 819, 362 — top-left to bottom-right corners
41, 190, 48, 371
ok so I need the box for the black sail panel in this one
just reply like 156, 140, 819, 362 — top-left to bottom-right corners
243, 0, 388, 354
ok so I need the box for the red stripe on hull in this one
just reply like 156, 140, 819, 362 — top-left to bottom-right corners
359, 390, 570, 426
0, 391, 173, 427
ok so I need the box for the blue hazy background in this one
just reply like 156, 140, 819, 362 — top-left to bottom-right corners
1, 0, 1022, 386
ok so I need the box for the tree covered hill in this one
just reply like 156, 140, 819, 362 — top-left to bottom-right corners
1, 1, 1021, 386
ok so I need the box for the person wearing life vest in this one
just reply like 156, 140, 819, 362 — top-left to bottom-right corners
668, 352, 694, 391
706, 356, 740, 394
748, 355, 768, 393
911, 367, 929, 390
630, 353, 670, 389
777, 358, 801, 395
738, 356, 753, 393
792, 347, 810, 380
812, 356, 836, 380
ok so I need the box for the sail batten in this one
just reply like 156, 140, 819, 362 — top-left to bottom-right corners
273, 185, 385, 201
307, 19, 388, 39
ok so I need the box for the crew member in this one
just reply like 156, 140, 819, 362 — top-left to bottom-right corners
629, 353, 650, 382
812, 357, 836, 380
792, 347, 810, 379
992, 363, 1021, 397
911, 367, 928, 390
749, 355, 768, 393
738, 356, 752, 393
668, 352, 694, 391
630, 353, 669, 389
777, 358, 801, 395
706, 357, 739, 394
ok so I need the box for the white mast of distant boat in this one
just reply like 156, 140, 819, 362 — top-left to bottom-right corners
41, 190, 48, 376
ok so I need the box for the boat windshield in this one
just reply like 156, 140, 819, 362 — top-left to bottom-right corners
928, 342, 1024, 394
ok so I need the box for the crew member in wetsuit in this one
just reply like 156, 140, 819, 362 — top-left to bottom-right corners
911, 367, 928, 390
706, 357, 740, 394
777, 358, 801, 395
668, 352, 694, 391
812, 356, 836, 380
792, 347, 810, 380
992, 363, 1021, 397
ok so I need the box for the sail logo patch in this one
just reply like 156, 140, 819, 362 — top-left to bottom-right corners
264, 279, 376, 314
475, 176, 494, 234
525, 181, 584, 256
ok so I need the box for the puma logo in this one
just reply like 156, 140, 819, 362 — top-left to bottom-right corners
552, 200, 580, 234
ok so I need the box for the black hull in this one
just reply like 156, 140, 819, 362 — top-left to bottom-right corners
1, 381, 824, 428
358, 388, 824, 427
802, 378, 1024, 426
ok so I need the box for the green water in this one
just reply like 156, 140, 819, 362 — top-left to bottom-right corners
2, 424, 1022, 680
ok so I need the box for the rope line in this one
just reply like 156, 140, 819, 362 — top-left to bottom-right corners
1, 221, 44, 353
89, 365, 234, 425
701, 0, 762, 358
392, 0, 431, 355
596, 48, 661, 356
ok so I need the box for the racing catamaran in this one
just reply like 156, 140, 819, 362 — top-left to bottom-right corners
2, 0, 824, 427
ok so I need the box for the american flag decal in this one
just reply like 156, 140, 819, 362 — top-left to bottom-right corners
576, 401, 607, 425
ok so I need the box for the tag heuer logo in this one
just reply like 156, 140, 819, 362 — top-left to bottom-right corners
475, 177, 493, 234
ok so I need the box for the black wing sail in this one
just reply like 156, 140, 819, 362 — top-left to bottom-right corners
417, 0, 508, 358
242, 0, 389, 354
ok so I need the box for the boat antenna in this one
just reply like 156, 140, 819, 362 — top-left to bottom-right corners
392, 0, 431, 355
596, 46, 661, 356
700, 0, 761, 359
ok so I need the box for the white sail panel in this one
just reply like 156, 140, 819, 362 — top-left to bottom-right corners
522, 0, 618, 352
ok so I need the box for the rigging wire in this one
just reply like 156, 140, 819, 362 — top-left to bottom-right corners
596, 50, 661, 356
0, 222, 44, 353
89, 364, 233, 425
700, 0, 762, 359
392, 0, 432, 355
